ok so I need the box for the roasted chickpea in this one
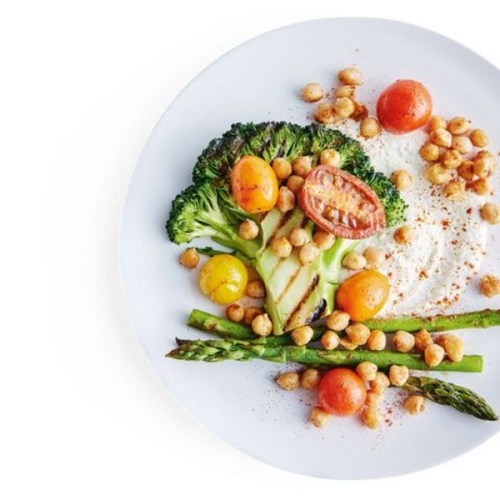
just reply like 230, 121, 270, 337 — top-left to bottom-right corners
474, 151, 496, 179
441, 149, 462, 169
451, 136, 473, 155
238, 219, 259, 240
370, 372, 390, 394
292, 156, 312, 177
414, 329, 433, 352
428, 115, 447, 132
365, 390, 383, 408
392, 331, 416, 353
299, 242, 320, 265
310, 406, 330, 428
342, 251, 367, 270
389, 365, 409, 387
276, 372, 300, 391
291, 325, 314, 346
479, 274, 500, 298
272, 158, 292, 180
436, 333, 464, 362
404, 395, 426, 415
338, 67, 363, 85
313, 231, 336, 250
480, 202, 500, 224
470, 129, 489, 147
226, 303, 245, 323
470, 178, 492, 196
325, 310, 350, 332
429, 128, 452, 148
251, 313, 273, 337
350, 101, 369, 121
425, 163, 453, 185
367, 329, 386, 351
394, 225, 412, 245
314, 102, 336, 124
320, 330, 340, 350
361, 406, 382, 430
360, 116, 381, 138
447, 117, 472, 135
300, 82, 324, 102
345, 323, 371, 346
356, 361, 378, 381
363, 246, 386, 270
289, 227, 310, 247
424, 344, 445, 368
419, 142, 440, 162
245, 279, 266, 298
300, 369, 321, 390
271, 236, 293, 258
243, 307, 263, 325
320, 148, 341, 167
391, 169, 413, 191
276, 186, 295, 213
339, 337, 358, 350
286, 175, 305, 194
179, 247, 200, 269
457, 160, 475, 181
333, 97, 355, 119
443, 179, 466, 201
335, 84, 356, 98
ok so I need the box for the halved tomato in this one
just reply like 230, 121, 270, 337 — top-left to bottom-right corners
298, 165, 385, 239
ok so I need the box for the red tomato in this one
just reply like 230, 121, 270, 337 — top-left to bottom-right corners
317, 368, 367, 416
376, 79, 433, 134
298, 165, 385, 239
335, 270, 390, 321
231, 155, 278, 213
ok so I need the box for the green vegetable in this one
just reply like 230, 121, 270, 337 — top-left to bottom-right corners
167, 338, 483, 372
167, 122, 407, 334
404, 376, 498, 421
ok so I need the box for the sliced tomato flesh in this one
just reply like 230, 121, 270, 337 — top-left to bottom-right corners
298, 165, 386, 239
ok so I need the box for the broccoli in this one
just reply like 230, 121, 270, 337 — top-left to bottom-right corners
166, 122, 407, 335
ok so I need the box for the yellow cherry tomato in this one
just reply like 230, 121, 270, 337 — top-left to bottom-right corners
199, 255, 248, 305
231, 155, 279, 213
335, 270, 390, 321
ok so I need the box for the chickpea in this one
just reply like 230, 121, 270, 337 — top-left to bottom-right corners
338, 67, 363, 85
292, 156, 312, 177
245, 279, 266, 298
457, 160, 476, 181
428, 115, 447, 132
424, 344, 445, 368
392, 331, 416, 353
276, 371, 300, 391
336, 84, 356, 98
404, 395, 426, 415
238, 219, 259, 240
389, 365, 409, 387
300, 82, 324, 102
414, 329, 433, 352
443, 179, 466, 202
226, 303, 245, 323
447, 116, 472, 135
310, 406, 330, 428
356, 361, 378, 381
289, 227, 310, 247
479, 274, 500, 298
480, 202, 500, 224
251, 313, 273, 337
367, 329, 386, 351
441, 149, 462, 169
471, 178, 492, 196
419, 142, 440, 162
179, 247, 200, 269
300, 369, 321, 390
360, 116, 381, 138
474, 151, 496, 178
276, 186, 295, 213
365, 390, 383, 408
243, 307, 263, 325
361, 406, 382, 430
350, 101, 369, 121
286, 175, 305, 194
429, 128, 452, 148
325, 310, 350, 332
291, 325, 314, 346
314, 102, 336, 124
425, 163, 453, 185
345, 323, 371, 346
470, 129, 489, 147
342, 251, 367, 270
370, 372, 390, 394
271, 236, 293, 258
339, 337, 358, 350
272, 158, 292, 180
394, 225, 412, 245
451, 136, 473, 155
391, 169, 413, 191
436, 333, 464, 362
333, 97, 355, 119
363, 246, 386, 270
299, 242, 320, 265
320, 330, 340, 350
320, 148, 341, 167
313, 231, 335, 250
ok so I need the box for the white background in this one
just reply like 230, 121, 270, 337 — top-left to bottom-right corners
2, 1, 499, 498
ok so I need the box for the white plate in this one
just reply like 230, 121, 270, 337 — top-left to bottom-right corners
120, 18, 500, 479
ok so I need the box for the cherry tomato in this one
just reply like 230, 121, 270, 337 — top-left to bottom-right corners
376, 79, 433, 134
298, 165, 385, 239
335, 270, 390, 321
199, 255, 248, 305
231, 155, 279, 213
317, 368, 367, 416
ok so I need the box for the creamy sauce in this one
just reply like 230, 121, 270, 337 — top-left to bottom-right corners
334, 120, 488, 317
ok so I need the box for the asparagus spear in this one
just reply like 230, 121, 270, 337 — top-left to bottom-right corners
404, 376, 498, 421
168, 338, 483, 372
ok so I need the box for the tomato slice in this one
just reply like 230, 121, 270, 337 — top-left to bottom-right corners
298, 165, 386, 239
